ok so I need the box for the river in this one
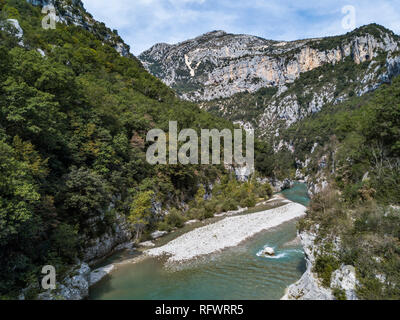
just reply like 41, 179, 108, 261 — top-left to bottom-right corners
90, 182, 310, 300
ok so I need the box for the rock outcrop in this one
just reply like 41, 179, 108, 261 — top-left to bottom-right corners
0, 19, 24, 45
37, 263, 91, 300
82, 212, 133, 263
24, 0, 131, 57
90, 264, 115, 287
269, 178, 294, 192
32, 209, 133, 300
282, 231, 358, 300
151, 230, 168, 239
262, 247, 275, 256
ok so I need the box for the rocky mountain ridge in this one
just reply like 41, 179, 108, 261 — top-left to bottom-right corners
140, 25, 400, 136
140, 25, 400, 101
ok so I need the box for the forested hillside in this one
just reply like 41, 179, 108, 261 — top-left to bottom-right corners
282, 75, 400, 299
0, 0, 275, 298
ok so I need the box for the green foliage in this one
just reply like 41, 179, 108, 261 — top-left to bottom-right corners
50, 223, 79, 263
0, 140, 41, 245
303, 187, 400, 299
254, 139, 275, 177
240, 197, 255, 208
181, 177, 270, 222
333, 288, 347, 300
0, 1, 251, 296
158, 208, 186, 231
128, 191, 154, 240
61, 167, 111, 221
284, 74, 400, 205
314, 254, 340, 288
195, 185, 206, 204
203, 86, 278, 134
3, 4, 20, 19
188, 207, 211, 221
222, 199, 239, 212
258, 182, 273, 199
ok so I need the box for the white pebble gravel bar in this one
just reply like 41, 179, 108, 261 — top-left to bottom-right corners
146, 202, 307, 262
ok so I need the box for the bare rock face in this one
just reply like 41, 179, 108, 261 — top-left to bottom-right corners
140, 26, 399, 101
282, 231, 334, 300
82, 212, 133, 263
139, 241, 155, 247
0, 19, 24, 47
331, 265, 358, 300
37, 263, 91, 300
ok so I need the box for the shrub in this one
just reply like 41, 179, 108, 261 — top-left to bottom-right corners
188, 207, 213, 221
202, 210, 214, 220
258, 182, 273, 199
222, 199, 239, 212
314, 254, 340, 287
214, 203, 224, 214
240, 196, 256, 208
333, 288, 347, 300
164, 209, 185, 229
205, 199, 221, 215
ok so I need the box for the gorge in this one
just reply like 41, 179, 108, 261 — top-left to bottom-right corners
1, 0, 399, 301
90, 184, 310, 300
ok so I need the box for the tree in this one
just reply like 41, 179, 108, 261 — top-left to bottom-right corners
0, 46, 10, 83
50, 223, 79, 263
61, 167, 111, 222
128, 190, 154, 241
194, 185, 206, 205
0, 140, 40, 246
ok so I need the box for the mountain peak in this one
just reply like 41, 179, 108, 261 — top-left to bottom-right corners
139, 23, 400, 103
354, 23, 396, 34
200, 30, 227, 37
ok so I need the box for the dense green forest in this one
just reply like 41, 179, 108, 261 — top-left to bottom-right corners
0, 0, 276, 298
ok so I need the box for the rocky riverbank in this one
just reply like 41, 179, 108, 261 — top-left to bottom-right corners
282, 231, 358, 300
146, 201, 307, 263
32, 195, 307, 300
21, 212, 136, 300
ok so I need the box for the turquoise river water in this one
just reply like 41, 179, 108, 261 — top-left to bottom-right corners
90, 182, 310, 300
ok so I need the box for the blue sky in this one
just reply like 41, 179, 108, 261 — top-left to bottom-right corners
82, 0, 400, 55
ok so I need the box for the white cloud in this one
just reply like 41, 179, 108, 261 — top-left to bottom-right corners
83, 0, 233, 54
81, 0, 400, 55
